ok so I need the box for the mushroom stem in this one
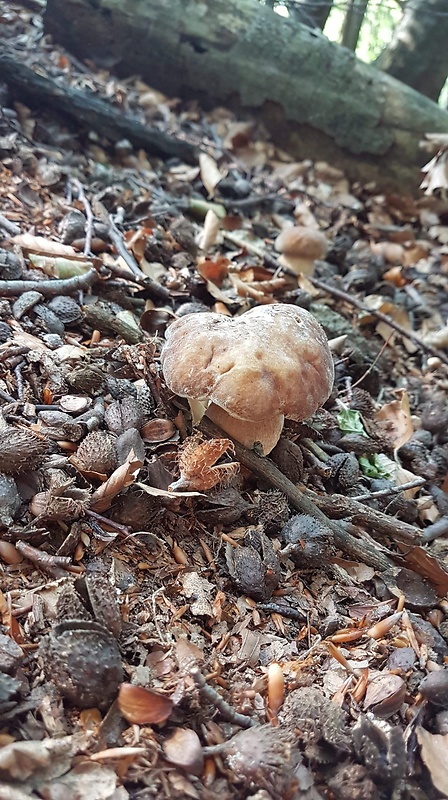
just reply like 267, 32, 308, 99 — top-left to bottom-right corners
206, 403, 284, 456
277, 254, 314, 277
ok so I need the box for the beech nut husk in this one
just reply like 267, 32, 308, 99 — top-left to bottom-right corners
70, 431, 117, 474
0, 427, 48, 475
40, 619, 123, 709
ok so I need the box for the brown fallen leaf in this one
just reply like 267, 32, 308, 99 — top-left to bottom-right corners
118, 684, 173, 726
90, 450, 142, 512
375, 389, 413, 453
163, 728, 204, 775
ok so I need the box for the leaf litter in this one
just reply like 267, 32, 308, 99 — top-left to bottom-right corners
1, 4, 448, 799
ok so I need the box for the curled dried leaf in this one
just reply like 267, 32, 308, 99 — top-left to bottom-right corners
90, 450, 143, 512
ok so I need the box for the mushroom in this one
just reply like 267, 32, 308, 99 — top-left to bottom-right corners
275, 226, 328, 276
160, 303, 334, 455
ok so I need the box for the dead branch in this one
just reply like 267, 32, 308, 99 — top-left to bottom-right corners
0, 268, 98, 296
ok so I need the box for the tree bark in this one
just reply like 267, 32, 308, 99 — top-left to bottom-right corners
376, 0, 448, 102
340, 0, 369, 51
43, 0, 448, 193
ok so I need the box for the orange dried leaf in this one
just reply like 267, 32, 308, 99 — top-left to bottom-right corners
197, 256, 229, 286
118, 683, 173, 725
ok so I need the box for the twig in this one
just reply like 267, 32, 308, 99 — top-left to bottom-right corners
257, 602, 307, 621
14, 363, 24, 401
308, 276, 448, 367
352, 478, 425, 502
302, 490, 422, 545
0, 387, 16, 403
0, 268, 98, 297
190, 666, 256, 729
86, 509, 130, 536
0, 213, 21, 236
14, 540, 82, 578
72, 178, 94, 257
199, 418, 394, 570
94, 201, 171, 303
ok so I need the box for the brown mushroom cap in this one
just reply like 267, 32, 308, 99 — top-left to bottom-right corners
275, 226, 328, 261
161, 304, 334, 427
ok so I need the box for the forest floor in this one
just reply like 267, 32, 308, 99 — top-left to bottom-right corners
1, 3, 448, 799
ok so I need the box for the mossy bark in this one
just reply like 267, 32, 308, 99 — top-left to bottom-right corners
44, 0, 448, 193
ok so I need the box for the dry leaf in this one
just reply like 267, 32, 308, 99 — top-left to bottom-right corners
90, 450, 142, 512
29, 254, 93, 278
199, 153, 224, 197
197, 256, 229, 286
163, 728, 204, 775
136, 482, 204, 499
118, 684, 173, 725
421, 148, 448, 196
10, 233, 90, 259
197, 209, 221, 252
169, 436, 239, 492
398, 544, 448, 597
375, 389, 413, 453
363, 673, 406, 717
417, 726, 448, 795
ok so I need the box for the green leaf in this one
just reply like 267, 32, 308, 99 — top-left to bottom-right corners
337, 409, 367, 436
359, 454, 393, 479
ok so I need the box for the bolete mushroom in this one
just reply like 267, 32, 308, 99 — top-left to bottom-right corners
275, 226, 328, 276
160, 303, 334, 455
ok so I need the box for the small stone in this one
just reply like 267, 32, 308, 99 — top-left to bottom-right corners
420, 670, 448, 708
226, 529, 281, 602
34, 304, 65, 335
105, 397, 144, 435
66, 364, 105, 395
280, 514, 334, 568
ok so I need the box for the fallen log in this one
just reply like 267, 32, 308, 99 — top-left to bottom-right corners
0, 54, 197, 164
43, 0, 448, 193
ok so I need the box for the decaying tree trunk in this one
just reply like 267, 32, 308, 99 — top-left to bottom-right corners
376, 0, 448, 103
44, 0, 448, 193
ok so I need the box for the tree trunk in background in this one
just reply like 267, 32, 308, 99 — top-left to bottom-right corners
341, 0, 368, 51
376, 0, 448, 102
290, 0, 334, 30
43, 0, 448, 193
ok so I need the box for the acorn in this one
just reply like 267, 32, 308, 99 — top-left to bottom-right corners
0, 427, 48, 475
70, 431, 117, 475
